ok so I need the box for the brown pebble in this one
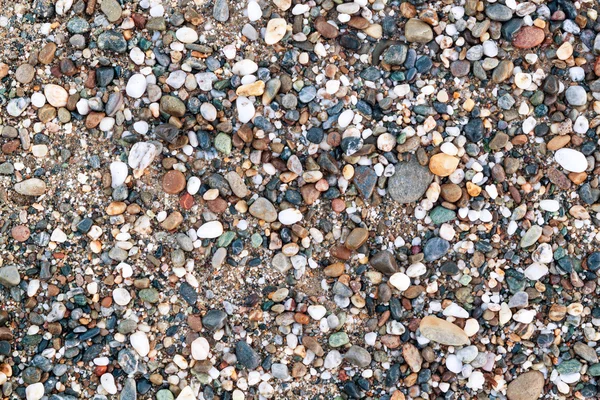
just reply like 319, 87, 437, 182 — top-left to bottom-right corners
162, 170, 186, 194
2, 140, 20, 154
38, 42, 57, 64
314, 16, 339, 39
324, 262, 345, 277
332, 198, 345, 213
86, 112, 105, 129
440, 183, 462, 202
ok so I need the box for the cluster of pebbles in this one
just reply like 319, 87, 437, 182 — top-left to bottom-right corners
2, 0, 600, 398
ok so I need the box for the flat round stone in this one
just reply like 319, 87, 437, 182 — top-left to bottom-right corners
11, 225, 30, 242
162, 170, 186, 194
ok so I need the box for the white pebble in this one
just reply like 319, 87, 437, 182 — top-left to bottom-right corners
197, 221, 224, 238
176, 27, 199, 43
554, 148, 588, 173
278, 208, 303, 225
389, 272, 410, 291
247, 1, 262, 21
126, 74, 147, 98
110, 161, 128, 188
187, 176, 201, 195
130, 331, 150, 357
191, 337, 210, 360
113, 288, 131, 306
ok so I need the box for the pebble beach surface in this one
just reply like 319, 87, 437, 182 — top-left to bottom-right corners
1, 0, 600, 399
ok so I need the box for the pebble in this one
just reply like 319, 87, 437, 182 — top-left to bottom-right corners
249, 197, 278, 222
2, 1, 600, 399
191, 337, 210, 360
176, 27, 198, 43
419, 316, 470, 346
565, 86, 587, 106
44, 84, 68, 107
506, 371, 545, 400
388, 158, 433, 203
14, 179, 47, 196
213, 0, 230, 22
236, 341, 261, 369
126, 74, 147, 98
554, 148, 588, 172
429, 154, 460, 176
197, 221, 224, 238
0, 266, 21, 287
265, 18, 287, 45
405, 19, 433, 43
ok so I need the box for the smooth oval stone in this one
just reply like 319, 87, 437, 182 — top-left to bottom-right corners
506, 371, 545, 400
554, 148, 588, 173
14, 178, 47, 196
419, 315, 471, 346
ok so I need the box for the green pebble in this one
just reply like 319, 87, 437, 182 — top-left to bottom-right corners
329, 332, 349, 348
429, 206, 456, 225
251, 233, 263, 248
215, 132, 232, 155
588, 363, 600, 376
556, 359, 582, 375
459, 275, 472, 286
217, 231, 236, 247
214, 79, 230, 90
156, 390, 174, 400
139, 288, 160, 303
139, 37, 152, 51
293, 80, 304, 91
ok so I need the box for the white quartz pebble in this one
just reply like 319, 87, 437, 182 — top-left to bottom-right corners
554, 148, 588, 173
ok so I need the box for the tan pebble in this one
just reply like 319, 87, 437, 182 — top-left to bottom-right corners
568, 172, 587, 184
203, 188, 219, 200
556, 41, 573, 60
466, 182, 481, 197
236, 81, 265, 96
106, 201, 127, 216
547, 135, 571, 151
429, 153, 459, 177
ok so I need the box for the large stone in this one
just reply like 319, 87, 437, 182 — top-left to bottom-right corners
14, 179, 47, 196
419, 316, 470, 346
388, 158, 433, 203
513, 26, 545, 49
0, 266, 20, 287
506, 371, 545, 400
405, 19, 433, 43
